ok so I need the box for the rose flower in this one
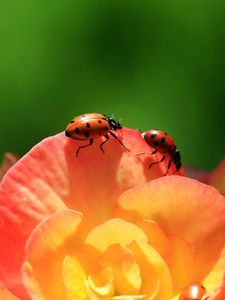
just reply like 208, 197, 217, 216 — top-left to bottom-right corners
0, 127, 225, 300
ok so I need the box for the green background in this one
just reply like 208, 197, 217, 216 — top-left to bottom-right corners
0, 1, 224, 170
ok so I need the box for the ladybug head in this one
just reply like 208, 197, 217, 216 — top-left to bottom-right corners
104, 115, 122, 130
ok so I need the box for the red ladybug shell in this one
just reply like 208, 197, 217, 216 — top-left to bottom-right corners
142, 129, 182, 172
143, 129, 177, 155
179, 284, 207, 300
65, 113, 111, 140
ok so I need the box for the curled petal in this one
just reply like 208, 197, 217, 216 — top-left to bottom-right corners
85, 218, 148, 253
128, 241, 173, 300
87, 266, 114, 297
100, 244, 142, 295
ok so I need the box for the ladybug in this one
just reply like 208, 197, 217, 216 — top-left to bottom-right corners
138, 129, 182, 175
179, 284, 208, 300
65, 113, 128, 156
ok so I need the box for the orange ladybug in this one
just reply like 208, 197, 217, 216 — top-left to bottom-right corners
65, 113, 128, 156
179, 284, 208, 300
138, 129, 181, 175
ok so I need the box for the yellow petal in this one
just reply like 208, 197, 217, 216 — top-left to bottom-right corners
100, 244, 142, 295
85, 218, 148, 253
128, 241, 173, 300
88, 267, 114, 297
62, 255, 88, 300
136, 219, 169, 259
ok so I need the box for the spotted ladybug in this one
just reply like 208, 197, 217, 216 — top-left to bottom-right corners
65, 113, 128, 156
138, 129, 182, 175
179, 284, 208, 300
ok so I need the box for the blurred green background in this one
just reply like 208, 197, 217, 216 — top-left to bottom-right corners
0, 0, 224, 170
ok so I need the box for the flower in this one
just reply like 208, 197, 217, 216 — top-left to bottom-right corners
0, 128, 225, 300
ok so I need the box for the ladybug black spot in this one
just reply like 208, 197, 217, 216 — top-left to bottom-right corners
151, 133, 157, 139
154, 141, 159, 146
70, 120, 75, 123
161, 137, 166, 144
86, 123, 91, 128
85, 132, 90, 138
75, 128, 80, 133
65, 130, 70, 137
98, 120, 102, 124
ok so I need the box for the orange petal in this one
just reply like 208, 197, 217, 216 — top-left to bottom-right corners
167, 234, 195, 292
85, 218, 148, 253
115, 176, 225, 295
22, 209, 83, 300
136, 219, 170, 259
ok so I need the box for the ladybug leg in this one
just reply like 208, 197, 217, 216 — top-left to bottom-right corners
76, 138, 93, 157
164, 157, 173, 176
109, 131, 129, 151
99, 135, 109, 153
149, 154, 166, 169
136, 149, 157, 156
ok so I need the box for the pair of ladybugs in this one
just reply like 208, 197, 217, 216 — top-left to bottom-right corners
65, 112, 181, 175
65, 115, 210, 300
